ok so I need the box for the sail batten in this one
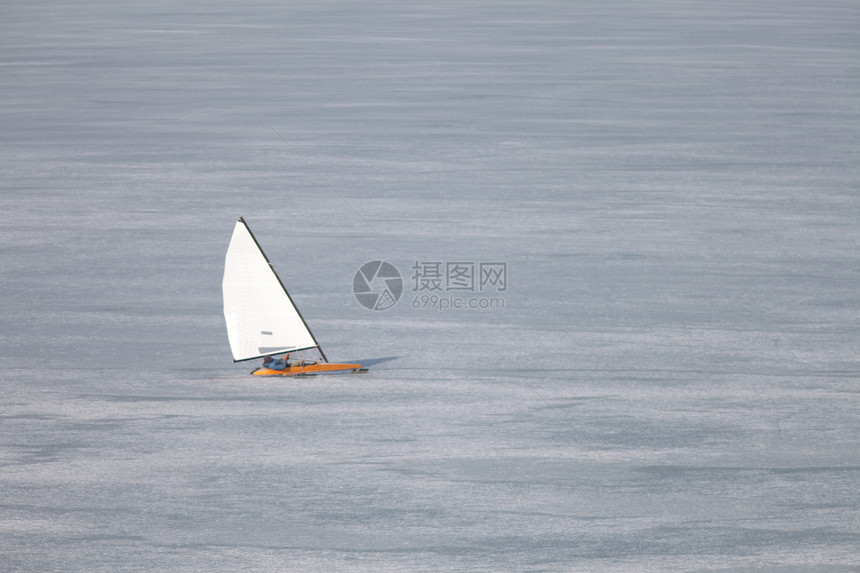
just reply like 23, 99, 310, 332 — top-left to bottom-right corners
222, 218, 324, 363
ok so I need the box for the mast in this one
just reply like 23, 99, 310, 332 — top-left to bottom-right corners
236, 217, 328, 363
222, 217, 328, 363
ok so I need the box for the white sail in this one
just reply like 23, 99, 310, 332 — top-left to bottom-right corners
222, 218, 320, 362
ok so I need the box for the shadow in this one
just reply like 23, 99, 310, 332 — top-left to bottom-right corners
354, 356, 400, 368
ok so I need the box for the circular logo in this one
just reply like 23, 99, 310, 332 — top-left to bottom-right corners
353, 261, 403, 311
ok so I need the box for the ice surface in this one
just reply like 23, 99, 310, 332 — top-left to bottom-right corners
1, 0, 858, 571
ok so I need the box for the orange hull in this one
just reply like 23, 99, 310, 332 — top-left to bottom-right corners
252, 363, 363, 376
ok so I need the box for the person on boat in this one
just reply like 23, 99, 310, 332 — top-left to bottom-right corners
262, 354, 291, 370
262, 353, 312, 370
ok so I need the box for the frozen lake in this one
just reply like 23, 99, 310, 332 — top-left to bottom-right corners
1, 0, 858, 570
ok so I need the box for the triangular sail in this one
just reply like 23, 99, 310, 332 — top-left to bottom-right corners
222, 217, 325, 363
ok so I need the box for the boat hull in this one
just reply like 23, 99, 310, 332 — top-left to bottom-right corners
252, 363, 363, 376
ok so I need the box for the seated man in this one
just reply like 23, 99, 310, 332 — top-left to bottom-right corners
262, 354, 291, 370
262, 353, 314, 370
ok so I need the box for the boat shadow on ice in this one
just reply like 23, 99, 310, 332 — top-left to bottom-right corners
352, 356, 400, 368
